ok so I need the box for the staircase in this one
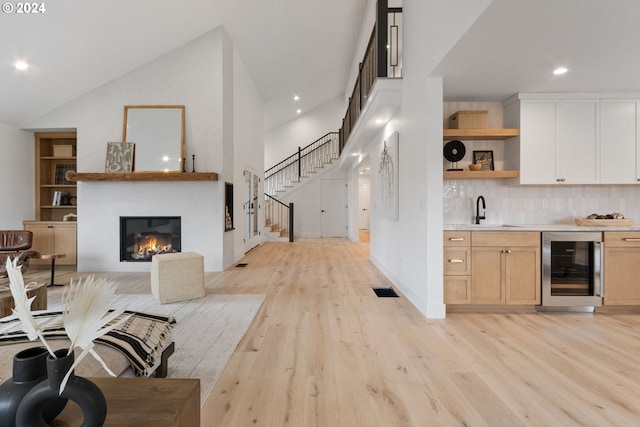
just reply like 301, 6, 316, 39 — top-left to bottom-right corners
264, 132, 341, 241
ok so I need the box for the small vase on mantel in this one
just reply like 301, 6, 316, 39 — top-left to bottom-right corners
0, 347, 67, 427
16, 348, 107, 427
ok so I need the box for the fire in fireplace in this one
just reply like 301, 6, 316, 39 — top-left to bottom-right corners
120, 216, 181, 262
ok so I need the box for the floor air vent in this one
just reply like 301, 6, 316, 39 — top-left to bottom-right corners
372, 286, 399, 298
236, 263, 248, 268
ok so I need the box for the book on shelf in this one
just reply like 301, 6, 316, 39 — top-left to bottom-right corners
52, 191, 71, 206
52, 191, 61, 206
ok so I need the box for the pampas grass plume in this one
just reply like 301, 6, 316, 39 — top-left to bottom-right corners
5, 257, 56, 358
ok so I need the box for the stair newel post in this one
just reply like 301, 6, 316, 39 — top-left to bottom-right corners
288, 203, 294, 243
297, 147, 302, 181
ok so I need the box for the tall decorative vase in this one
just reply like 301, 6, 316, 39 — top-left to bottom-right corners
15, 348, 107, 427
0, 347, 67, 427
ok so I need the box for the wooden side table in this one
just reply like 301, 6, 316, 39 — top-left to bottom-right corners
50, 377, 200, 427
0, 282, 47, 318
40, 253, 66, 287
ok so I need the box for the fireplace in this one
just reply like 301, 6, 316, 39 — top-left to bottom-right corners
120, 216, 181, 262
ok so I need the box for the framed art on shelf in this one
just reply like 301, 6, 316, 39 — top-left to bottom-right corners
473, 150, 494, 171
105, 142, 135, 173
54, 163, 76, 185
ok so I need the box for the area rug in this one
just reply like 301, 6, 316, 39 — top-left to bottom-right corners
45, 291, 266, 406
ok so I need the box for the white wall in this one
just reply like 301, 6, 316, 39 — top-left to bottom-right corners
0, 123, 34, 228
351, 0, 493, 319
23, 27, 264, 272
276, 166, 347, 238
233, 49, 265, 260
264, 96, 345, 169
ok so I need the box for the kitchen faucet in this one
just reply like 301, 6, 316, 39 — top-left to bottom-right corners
476, 196, 486, 224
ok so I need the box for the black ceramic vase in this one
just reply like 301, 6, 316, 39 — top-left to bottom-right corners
0, 347, 67, 427
15, 348, 106, 427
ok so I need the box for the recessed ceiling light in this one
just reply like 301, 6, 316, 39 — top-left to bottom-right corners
553, 67, 568, 75
293, 95, 300, 101
14, 61, 29, 71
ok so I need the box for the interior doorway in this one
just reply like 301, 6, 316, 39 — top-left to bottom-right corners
357, 157, 371, 246
320, 179, 347, 237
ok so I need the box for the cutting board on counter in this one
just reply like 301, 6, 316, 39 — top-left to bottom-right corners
575, 218, 634, 227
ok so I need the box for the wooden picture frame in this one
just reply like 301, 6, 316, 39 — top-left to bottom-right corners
473, 150, 494, 171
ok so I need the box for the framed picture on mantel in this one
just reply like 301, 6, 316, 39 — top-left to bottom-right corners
473, 150, 494, 171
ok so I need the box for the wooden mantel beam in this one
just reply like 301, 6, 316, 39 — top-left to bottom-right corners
67, 171, 218, 182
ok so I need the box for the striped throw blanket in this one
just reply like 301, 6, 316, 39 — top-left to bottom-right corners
0, 310, 175, 377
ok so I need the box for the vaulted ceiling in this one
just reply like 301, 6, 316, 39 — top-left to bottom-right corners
0, 0, 367, 129
3, 0, 640, 132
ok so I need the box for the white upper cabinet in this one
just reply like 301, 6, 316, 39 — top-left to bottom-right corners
600, 100, 638, 184
557, 99, 599, 184
519, 100, 558, 184
509, 93, 640, 185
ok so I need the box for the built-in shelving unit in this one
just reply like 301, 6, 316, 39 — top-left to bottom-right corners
443, 128, 519, 179
443, 128, 519, 140
35, 132, 77, 221
68, 171, 218, 182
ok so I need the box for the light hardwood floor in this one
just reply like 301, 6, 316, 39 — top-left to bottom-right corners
23, 237, 640, 426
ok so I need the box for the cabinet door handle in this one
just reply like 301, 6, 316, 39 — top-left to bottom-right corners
448, 259, 464, 263
449, 237, 465, 241
623, 238, 640, 242
506, 250, 512, 254
47, 225, 54, 229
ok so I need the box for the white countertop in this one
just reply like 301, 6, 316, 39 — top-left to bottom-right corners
444, 223, 640, 232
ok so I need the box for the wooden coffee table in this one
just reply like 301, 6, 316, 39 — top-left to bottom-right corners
40, 253, 66, 287
50, 377, 200, 427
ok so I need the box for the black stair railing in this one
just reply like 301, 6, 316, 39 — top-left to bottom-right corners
339, 2, 402, 153
265, 132, 340, 195
264, 194, 294, 242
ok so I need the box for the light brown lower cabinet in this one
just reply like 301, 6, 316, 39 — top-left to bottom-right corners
445, 231, 541, 305
444, 231, 471, 303
603, 231, 640, 305
24, 221, 77, 265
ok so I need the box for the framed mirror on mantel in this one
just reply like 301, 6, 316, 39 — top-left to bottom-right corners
123, 105, 185, 172
68, 104, 218, 182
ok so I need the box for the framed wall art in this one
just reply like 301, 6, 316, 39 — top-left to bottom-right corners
377, 131, 399, 220
473, 150, 494, 171
105, 142, 135, 173
54, 163, 76, 185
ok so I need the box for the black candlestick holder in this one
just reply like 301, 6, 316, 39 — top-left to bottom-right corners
192, 154, 196, 173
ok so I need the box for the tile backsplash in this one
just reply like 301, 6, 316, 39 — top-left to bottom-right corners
444, 179, 640, 225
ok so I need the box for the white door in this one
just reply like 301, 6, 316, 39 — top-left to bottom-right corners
358, 180, 370, 230
320, 179, 347, 237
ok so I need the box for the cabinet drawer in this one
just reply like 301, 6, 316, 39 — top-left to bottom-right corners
444, 247, 471, 275
444, 276, 471, 304
444, 231, 471, 247
604, 231, 640, 247
472, 231, 540, 247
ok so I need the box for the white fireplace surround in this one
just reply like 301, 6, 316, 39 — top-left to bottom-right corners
77, 180, 223, 272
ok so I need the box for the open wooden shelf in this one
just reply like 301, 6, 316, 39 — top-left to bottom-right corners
443, 170, 519, 180
68, 171, 218, 182
443, 128, 519, 140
